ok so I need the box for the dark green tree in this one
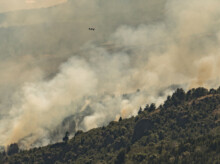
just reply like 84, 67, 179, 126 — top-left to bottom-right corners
63, 131, 69, 144
7, 143, 19, 156
138, 107, 143, 114
149, 103, 156, 112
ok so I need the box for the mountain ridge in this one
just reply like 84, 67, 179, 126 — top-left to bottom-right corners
1, 87, 219, 163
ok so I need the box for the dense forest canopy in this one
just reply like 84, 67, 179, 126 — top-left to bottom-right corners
1, 87, 219, 163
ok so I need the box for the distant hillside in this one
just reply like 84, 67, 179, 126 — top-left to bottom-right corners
1, 87, 220, 163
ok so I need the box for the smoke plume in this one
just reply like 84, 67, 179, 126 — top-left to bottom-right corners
0, 0, 220, 148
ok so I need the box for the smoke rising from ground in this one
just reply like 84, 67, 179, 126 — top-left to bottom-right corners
1, 0, 220, 148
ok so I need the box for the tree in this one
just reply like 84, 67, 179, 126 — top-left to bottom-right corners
138, 107, 143, 114
144, 104, 149, 111
187, 87, 208, 99
193, 87, 208, 98
172, 88, 185, 106
149, 103, 156, 112
209, 88, 217, 94
7, 143, 19, 156
164, 96, 172, 108
63, 131, 69, 144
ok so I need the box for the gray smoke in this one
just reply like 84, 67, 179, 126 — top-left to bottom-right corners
0, 0, 67, 13
0, 0, 220, 148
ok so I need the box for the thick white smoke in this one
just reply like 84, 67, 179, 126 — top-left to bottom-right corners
1, 0, 220, 148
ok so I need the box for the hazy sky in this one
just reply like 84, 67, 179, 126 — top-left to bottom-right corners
0, 0, 67, 13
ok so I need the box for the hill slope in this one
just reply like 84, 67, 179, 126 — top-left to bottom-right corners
1, 87, 220, 164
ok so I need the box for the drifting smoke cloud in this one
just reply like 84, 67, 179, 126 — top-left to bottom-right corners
1, 0, 220, 148
0, 0, 67, 13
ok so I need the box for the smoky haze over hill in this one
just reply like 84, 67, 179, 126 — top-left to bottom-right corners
0, 0, 220, 148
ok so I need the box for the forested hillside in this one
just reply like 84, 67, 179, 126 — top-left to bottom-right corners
1, 87, 220, 164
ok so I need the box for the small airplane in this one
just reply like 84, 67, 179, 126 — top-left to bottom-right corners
89, 28, 95, 31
